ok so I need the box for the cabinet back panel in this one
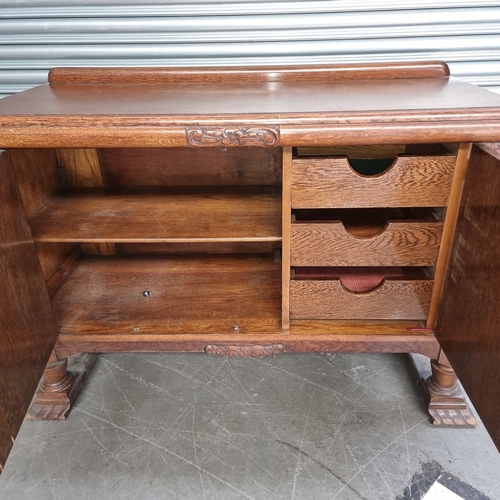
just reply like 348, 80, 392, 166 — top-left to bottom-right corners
98, 148, 282, 187
115, 242, 278, 255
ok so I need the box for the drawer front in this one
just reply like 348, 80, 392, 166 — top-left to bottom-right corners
291, 155, 455, 208
290, 220, 443, 267
290, 279, 433, 320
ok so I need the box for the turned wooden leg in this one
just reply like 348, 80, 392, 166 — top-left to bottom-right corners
410, 351, 477, 427
26, 351, 97, 420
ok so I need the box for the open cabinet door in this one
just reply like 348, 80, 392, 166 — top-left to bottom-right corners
0, 150, 58, 472
436, 143, 500, 450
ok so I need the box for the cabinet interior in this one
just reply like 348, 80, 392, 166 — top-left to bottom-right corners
9, 143, 459, 345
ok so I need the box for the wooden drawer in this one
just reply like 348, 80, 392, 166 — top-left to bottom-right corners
291, 154, 455, 208
290, 219, 443, 267
290, 276, 433, 320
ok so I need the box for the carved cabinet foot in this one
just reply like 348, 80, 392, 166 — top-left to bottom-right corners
410, 352, 477, 427
26, 353, 97, 420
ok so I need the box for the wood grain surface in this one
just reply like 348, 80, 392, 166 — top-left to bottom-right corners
2, 64, 500, 148
436, 143, 500, 450
53, 255, 438, 355
98, 147, 281, 187
48, 61, 450, 84
291, 220, 443, 267
52, 255, 281, 336
296, 144, 407, 158
0, 151, 58, 471
282, 147, 292, 329
113, 242, 279, 255
8, 149, 60, 216
290, 279, 433, 320
426, 143, 472, 328
29, 187, 282, 243
7, 148, 80, 292
45, 245, 82, 297
57, 148, 103, 187
291, 155, 456, 208
56, 332, 440, 360
36, 242, 79, 282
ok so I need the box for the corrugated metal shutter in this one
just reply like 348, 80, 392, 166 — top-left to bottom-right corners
1, 0, 500, 98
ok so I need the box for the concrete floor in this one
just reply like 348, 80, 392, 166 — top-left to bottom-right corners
1, 352, 499, 499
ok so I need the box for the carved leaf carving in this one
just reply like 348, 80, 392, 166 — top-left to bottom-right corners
186, 126, 280, 148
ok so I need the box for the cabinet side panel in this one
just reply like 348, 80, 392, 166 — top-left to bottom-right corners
9, 149, 80, 282
8, 149, 60, 216
0, 151, 58, 471
436, 143, 500, 450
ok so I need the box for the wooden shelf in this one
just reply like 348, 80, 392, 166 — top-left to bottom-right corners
29, 187, 282, 243
52, 254, 429, 339
52, 254, 282, 336
291, 208, 443, 267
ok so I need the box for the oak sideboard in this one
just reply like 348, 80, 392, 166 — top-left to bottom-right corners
1, 61, 500, 470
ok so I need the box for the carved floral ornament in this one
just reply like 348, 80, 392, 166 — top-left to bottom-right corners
186, 126, 280, 148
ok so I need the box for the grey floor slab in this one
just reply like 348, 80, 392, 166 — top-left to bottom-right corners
1, 352, 499, 499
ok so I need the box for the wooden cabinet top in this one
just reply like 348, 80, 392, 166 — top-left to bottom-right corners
2, 61, 500, 147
